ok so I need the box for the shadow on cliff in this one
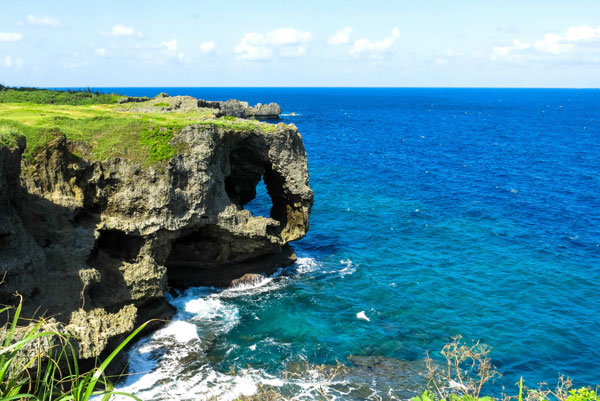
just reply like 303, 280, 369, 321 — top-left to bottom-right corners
164, 132, 298, 288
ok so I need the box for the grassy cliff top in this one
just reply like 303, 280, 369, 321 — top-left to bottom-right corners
0, 86, 123, 105
0, 87, 276, 166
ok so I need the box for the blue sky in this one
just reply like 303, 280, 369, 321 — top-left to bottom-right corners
1, 0, 599, 87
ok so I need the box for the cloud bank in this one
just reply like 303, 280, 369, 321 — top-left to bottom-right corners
235, 28, 311, 60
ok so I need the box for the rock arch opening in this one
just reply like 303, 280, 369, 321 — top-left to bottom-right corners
244, 175, 272, 218
224, 138, 286, 226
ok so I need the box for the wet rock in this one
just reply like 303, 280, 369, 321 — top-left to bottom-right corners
229, 273, 264, 288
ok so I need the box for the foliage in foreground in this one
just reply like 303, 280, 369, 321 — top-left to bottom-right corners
412, 336, 599, 401
0, 298, 145, 401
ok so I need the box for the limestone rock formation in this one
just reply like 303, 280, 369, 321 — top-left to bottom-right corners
0, 120, 312, 365
221, 99, 282, 119
126, 95, 283, 119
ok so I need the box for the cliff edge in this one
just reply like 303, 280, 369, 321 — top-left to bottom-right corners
0, 93, 312, 364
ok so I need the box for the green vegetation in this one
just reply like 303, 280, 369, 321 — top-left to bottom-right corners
139, 126, 176, 162
0, 298, 145, 401
0, 86, 122, 105
0, 88, 276, 166
153, 102, 170, 108
0, 125, 23, 149
412, 336, 599, 401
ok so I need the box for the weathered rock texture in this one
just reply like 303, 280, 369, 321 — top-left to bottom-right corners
0, 121, 312, 364
126, 95, 283, 119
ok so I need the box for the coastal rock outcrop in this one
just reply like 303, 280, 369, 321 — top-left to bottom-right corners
221, 99, 282, 119
125, 95, 283, 119
0, 119, 312, 364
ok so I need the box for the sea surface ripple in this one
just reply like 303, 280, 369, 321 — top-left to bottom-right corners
102, 88, 600, 400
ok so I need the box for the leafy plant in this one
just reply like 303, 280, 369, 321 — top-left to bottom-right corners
0, 297, 146, 400
505, 375, 600, 401
566, 388, 600, 401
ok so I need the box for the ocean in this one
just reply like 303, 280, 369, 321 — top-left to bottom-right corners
95, 88, 599, 400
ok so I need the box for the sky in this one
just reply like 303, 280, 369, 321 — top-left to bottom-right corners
1, 0, 599, 87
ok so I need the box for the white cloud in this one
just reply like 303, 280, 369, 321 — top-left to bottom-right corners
199, 41, 215, 53
266, 28, 311, 45
234, 32, 271, 60
95, 48, 107, 57
565, 25, 600, 42
0, 32, 23, 42
349, 28, 400, 59
1, 56, 24, 68
26, 14, 61, 28
156, 40, 189, 63
234, 28, 311, 60
491, 25, 600, 61
329, 27, 353, 45
159, 39, 178, 56
492, 40, 531, 58
101, 25, 142, 38
534, 33, 572, 55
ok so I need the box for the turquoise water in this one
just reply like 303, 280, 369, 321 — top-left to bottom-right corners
99, 88, 599, 400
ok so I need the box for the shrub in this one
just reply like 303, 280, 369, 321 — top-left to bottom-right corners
423, 335, 500, 401
417, 337, 599, 401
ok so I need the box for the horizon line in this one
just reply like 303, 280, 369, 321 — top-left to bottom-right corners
31, 85, 600, 90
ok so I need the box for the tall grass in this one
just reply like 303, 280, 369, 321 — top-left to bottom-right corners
0, 298, 145, 401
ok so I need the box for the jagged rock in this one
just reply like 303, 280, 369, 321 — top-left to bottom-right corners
197, 99, 223, 109
116, 96, 151, 104
221, 99, 251, 118
246, 102, 282, 119
127, 95, 283, 119
220, 100, 282, 119
0, 118, 312, 368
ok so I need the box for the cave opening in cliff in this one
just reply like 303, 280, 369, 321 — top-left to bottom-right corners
225, 138, 282, 222
164, 224, 281, 288
244, 175, 273, 218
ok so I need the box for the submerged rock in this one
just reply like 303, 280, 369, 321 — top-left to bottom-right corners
0, 116, 312, 366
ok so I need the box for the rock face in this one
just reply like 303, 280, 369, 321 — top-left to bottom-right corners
126, 95, 283, 119
221, 99, 282, 119
0, 121, 312, 364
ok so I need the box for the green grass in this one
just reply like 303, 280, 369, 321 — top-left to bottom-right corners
0, 101, 275, 167
0, 86, 123, 105
153, 102, 170, 108
140, 126, 177, 162
0, 125, 23, 149
0, 298, 146, 401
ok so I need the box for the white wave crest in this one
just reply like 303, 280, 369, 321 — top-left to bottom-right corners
295, 257, 320, 273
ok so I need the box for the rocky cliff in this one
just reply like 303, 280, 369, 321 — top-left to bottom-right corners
0, 107, 312, 364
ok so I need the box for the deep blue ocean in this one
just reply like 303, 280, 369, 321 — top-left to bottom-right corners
94, 88, 599, 400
